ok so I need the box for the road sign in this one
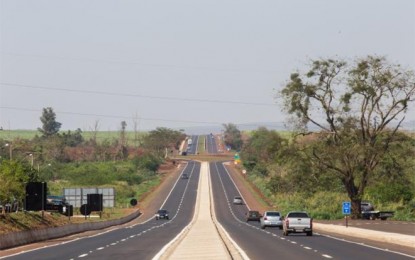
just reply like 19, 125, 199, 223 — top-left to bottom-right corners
342, 202, 351, 215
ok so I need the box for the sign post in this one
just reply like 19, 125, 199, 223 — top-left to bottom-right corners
342, 202, 351, 227
234, 153, 241, 164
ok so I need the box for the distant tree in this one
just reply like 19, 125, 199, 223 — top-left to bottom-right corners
89, 120, 100, 145
132, 113, 141, 148
142, 127, 185, 157
119, 121, 128, 159
38, 107, 61, 138
240, 127, 287, 170
62, 128, 84, 147
280, 55, 415, 218
222, 123, 243, 151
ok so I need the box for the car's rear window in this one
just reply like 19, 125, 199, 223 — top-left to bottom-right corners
288, 212, 309, 218
266, 212, 280, 216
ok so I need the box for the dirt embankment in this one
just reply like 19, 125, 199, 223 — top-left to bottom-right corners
0, 160, 184, 235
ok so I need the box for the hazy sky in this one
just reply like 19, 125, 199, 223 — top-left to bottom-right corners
1, 0, 414, 133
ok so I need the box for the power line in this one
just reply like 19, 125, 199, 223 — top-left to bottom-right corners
1, 82, 277, 107
0, 106, 224, 125
0, 106, 283, 129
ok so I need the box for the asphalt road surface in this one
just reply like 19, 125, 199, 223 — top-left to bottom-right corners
186, 135, 199, 155
206, 134, 218, 154
209, 161, 414, 260
2, 162, 200, 260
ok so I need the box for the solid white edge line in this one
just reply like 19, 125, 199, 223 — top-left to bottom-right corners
320, 233, 415, 259
221, 162, 251, 211
151, 162, 203, 260
209, 162, 251, 260
128, 162, 190, 228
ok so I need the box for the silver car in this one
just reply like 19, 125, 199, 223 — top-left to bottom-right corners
233, 196, 243, 205
260, 211, 283, 229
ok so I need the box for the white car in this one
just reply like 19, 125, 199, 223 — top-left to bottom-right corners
260, 211, 283, 229
233, 196, 243, 205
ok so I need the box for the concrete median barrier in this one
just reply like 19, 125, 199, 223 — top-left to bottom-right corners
0, 210, 140, 250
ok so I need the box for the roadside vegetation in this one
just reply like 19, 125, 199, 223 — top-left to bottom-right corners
1, 54, 414, 233
224, 56, 415, 220
0, 109, 185, 219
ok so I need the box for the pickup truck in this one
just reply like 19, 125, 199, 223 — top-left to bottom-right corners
283, 211, 313, 236
361, 202, 394, 220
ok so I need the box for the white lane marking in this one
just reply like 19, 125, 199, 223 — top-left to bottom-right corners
152, 161, 204, 260
320, 233, 415, 258
213, 162, 335, 258
219, 162, 251, 211
322, 254, 333, 258
96, 247, 105, 250
304, 247, 312, 250
208, 163, 251, 260
78, 254, 88, 258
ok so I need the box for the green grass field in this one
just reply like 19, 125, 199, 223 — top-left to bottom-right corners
0, 129, 146, 142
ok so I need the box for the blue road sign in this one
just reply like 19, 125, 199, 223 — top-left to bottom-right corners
342, 202, 351, 215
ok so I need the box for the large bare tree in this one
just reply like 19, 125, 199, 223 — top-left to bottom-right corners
280, 56, 415, 218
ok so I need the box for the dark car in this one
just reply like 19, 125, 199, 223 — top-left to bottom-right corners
181, 173, 189, 179
155, 209, 169, 220
46, 195, 69, 211
246, 210, 261, 222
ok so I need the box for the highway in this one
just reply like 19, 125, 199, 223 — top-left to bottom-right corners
2, 162, 200, 260
186, 135, 199, 155
209, 161, 414, 260
206, 134, 218, 154
1, 135, 414, 260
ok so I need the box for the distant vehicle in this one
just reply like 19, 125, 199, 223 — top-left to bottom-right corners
181, 151, 187, 156
181, 173, 189, 179
155, 209, 169, 220
233, 196, 243, 205
283, 211, 313, 236
187, 138, 193, 145
260, 211, 283, 229
246, 210, 261, 222
46, 195, 70, 211
361, 201, 394, 220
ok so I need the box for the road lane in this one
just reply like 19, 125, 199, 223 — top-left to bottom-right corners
2, 162, 200, 260
206, 134, 218, 154
157, 162, 231, 259
210, 161, 414, 260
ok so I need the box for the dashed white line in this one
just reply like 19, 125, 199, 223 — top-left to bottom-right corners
322, 254, 333, 258
78, 254, 88, 258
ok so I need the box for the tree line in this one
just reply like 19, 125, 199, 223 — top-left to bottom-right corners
223, 56, 415, 219
0, 108, 186, 212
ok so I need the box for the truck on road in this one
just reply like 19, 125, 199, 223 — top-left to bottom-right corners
283, 211, 313, 236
